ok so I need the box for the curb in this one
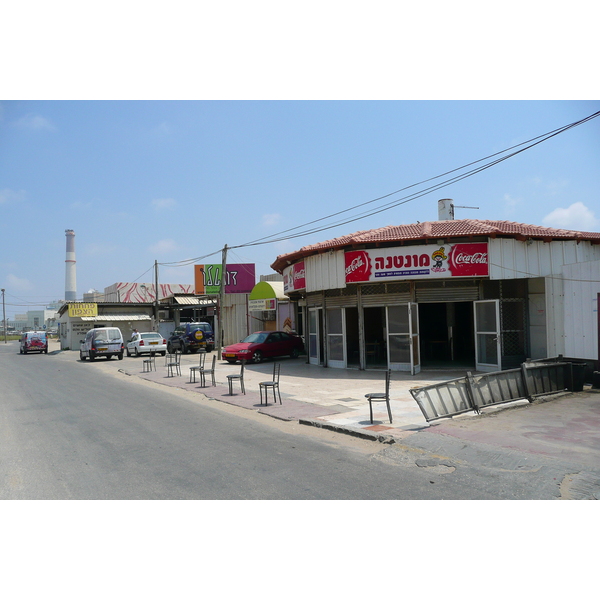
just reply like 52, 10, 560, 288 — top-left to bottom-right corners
299, 418, 396, 444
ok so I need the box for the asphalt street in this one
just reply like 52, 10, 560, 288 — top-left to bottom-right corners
2, 339, 598, 499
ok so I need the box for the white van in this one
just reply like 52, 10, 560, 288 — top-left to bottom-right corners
80, 327, 124, 361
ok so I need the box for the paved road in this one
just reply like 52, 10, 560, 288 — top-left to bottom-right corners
2, 341, 595, 499
0, 341, 459, 499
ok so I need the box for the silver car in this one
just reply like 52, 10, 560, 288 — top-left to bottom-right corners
126, 332, 167, 357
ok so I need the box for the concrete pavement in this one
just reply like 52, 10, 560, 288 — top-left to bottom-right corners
56, 343, 600, 498
124, 353, 443, 441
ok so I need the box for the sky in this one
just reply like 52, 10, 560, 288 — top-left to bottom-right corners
1, 4, 598, 322
1, 100, 598, 319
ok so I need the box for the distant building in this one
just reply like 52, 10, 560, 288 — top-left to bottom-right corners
103, 282, 194, 303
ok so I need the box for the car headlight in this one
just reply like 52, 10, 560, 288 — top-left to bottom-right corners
239, 349, 250, 354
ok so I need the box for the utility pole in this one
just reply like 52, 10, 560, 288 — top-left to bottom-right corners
154, 260, 159, 329
1, 288, 6, 344
218, 244, 228, 360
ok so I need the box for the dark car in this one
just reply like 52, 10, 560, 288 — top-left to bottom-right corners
167, 322, 214, 354
223, 331, 304, 364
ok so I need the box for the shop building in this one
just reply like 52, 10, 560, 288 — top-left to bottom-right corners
272, 206, 600, 373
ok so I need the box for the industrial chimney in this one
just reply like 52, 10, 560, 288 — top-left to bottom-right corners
65, 229, 77, 301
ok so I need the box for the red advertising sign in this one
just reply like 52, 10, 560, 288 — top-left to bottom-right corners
344, 243, 488, 283
283, 261, 307, 293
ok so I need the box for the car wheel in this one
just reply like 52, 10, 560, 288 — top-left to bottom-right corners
44, 348, 48, 354
80, 351, 86, 361
290, 348, 299, 359
167, 343, 173, 353
118, 352, 124, 361
252, 351, 263, 364
181, 344, 188, 355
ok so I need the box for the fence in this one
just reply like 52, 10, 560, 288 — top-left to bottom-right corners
411, 360, 577, 423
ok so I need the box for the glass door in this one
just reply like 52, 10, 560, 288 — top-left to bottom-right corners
387, 304, 410, 371
409, 302, 420, 375
474, 300, 501, 372
308, 307, 322, 366
326, 307, 345, 368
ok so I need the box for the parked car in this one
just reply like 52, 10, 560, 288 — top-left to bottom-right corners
223, 331, 304, 364
126, 332, 167, 357
20, 331, 48, 354
167, 322, 214, 354
80, 327, 124, 361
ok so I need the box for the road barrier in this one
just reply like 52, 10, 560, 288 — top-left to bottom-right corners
411, 358, 580, 423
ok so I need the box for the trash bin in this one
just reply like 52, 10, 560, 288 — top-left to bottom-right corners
592, 371, 600, 390
569, 362, 587, 392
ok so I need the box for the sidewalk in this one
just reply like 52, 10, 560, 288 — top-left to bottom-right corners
122, 353, 468, 441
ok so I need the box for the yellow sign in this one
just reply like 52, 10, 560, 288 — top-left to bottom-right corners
68, 303, 98, 318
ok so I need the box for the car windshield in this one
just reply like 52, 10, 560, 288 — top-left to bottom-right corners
243, 332, 269, 344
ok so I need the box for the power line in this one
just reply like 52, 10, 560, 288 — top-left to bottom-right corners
231, 109, 600, 249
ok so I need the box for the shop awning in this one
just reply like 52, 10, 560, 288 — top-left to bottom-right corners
248, 281, 286, 311
80, 314, 152, 322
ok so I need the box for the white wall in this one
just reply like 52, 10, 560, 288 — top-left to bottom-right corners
562, 259, 600, 360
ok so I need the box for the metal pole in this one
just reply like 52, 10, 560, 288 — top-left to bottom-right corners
154, 260, 159, 328
1, 288, 6, 344
218, 244, 228, 360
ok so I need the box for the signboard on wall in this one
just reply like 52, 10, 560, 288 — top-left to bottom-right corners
283, 261, 306, 294
68, 303, 98, 318
194, 264, 256, 295
345, 243, 488, 283
248, 298, 277, 311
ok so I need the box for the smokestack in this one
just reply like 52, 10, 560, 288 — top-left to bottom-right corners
438, 198, 454, 220
65, 229, 77, 301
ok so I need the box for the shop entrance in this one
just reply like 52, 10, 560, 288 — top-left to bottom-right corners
418, 302, 475, 368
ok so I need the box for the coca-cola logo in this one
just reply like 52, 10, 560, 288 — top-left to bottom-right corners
345, 250, 372, 282
346, 256, 364, 274
448, 243, 489, 277
454, 252, 488, 265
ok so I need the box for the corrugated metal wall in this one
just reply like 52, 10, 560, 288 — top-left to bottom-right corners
306, 251, 346, 292
489, 238, 600, 279
563, 259, 600, 360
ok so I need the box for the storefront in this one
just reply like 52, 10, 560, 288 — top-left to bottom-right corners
272, 217, 600, 372
248, 280, 296, 333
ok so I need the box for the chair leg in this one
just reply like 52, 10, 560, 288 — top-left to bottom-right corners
369, 400, 373, 424
386, 399, 393, 424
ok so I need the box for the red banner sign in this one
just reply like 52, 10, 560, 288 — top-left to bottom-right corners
345, 243, 488, 283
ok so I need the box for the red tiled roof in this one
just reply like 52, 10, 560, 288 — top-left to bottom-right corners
270, 219, 600, 272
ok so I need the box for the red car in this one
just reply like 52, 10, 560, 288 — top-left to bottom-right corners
223, 331, 304, 364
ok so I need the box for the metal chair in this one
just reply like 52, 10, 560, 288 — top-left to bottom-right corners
227, 360, 245, 395
189, 350, 207, 383
143, 351, 157, 373
166, 351, 181, 377
365, 369, 393, 424
259, 363, 282, 405
199, 354, 217, 387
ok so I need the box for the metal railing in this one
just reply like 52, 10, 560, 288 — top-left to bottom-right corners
411, 359, 576, 423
